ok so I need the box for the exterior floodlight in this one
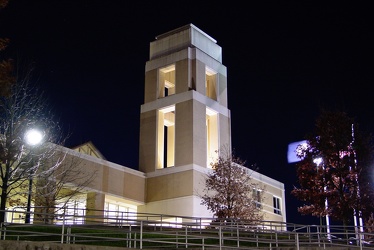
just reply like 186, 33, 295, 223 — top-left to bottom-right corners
287, 140, 308, 163
24, 128, 44, 224
25, 129, 43, 146
313, 157, 322, 166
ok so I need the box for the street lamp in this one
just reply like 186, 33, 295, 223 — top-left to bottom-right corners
350, 124, 364, 242
25, 129, 44, 146
313, 157, 331, 240
24, 128, 44, 224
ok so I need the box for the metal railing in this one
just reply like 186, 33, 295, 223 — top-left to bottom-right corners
1, 208, 373, 249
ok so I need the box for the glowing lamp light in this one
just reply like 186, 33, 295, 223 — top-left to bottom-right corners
25, 129, 43, 146
313, 157, 323, 166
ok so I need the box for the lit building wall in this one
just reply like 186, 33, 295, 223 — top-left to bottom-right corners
4, 24, 286, 225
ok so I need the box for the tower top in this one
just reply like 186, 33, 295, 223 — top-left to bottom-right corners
150, 23, 222, 62
155, 23, 217, 43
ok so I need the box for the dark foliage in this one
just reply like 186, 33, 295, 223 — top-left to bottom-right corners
292, 110, 374, 226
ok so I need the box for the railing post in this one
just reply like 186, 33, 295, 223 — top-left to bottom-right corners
175, 231, 178, 249
296, 233, 300, 250
129, 224, 132, 248
275, 231, 278, 247
67, 226, 72, 244
237, 226, 240, 248
160, 214, 163, 231
0, 222, 4, 240
61, 208, 65, 244
140, 220, 143, 249
219, 226, 222, 250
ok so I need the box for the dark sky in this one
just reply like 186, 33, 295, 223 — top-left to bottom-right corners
1, 1, 373, 225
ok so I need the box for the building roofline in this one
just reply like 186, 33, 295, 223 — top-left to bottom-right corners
155, 23, 217, 43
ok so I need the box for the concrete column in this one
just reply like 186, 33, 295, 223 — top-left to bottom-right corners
86, 192, 105, 223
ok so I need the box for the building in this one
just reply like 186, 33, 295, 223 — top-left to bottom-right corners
6, 24, 286, 225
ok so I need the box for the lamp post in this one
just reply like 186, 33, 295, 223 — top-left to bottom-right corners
24, 129, 43, 224
313, 157, 331, 240
350, 124, 364, 242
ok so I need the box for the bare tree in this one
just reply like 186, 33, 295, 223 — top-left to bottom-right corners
0, 62, 61, 223
200, 146, 264, 223
1, 0, 96, 224
1, 1, 96, 223
0, 61, 97, 223
34, 147, 96, 224
9, 145, 97, 224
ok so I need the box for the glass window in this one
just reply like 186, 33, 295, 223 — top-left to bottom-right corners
252, 189, 262, 208
273, 196, 281, 215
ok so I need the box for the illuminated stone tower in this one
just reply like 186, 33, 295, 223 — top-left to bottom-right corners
138, 24, 231, 217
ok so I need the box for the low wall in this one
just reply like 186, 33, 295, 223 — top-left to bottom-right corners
0, 240, 354, 250
0, 240, 129, 250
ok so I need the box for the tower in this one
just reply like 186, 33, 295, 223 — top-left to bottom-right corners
138, 24, 231, 217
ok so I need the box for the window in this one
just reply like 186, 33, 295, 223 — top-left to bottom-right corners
56, 197, 86, 225
273, 196, 281, 215
206, 108, 218, 168
252, 189, 262, 208
158, 65, 175, 98
104, 202, 137, 225
206, 67, 217, 100
157, 106, 175, 168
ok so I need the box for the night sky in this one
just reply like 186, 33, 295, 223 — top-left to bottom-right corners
1, 1, 373, 225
